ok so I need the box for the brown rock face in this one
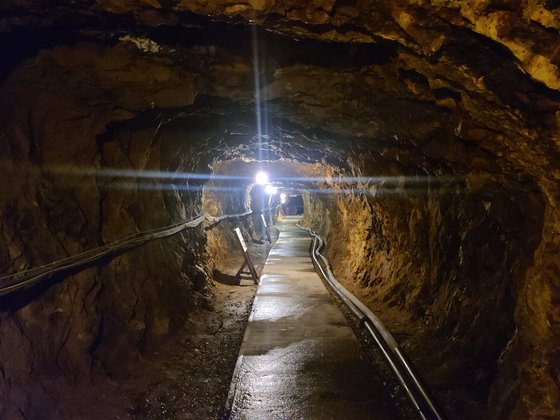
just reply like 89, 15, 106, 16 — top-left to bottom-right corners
302, 172, 546, 416
0, 1, 559, 418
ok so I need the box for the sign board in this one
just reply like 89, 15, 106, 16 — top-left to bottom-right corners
233, 228, 259, 284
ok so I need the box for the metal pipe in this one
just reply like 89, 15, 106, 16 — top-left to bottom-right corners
310, 236, 366, 322
0, 211, 253, 298
298, 224, 443, 420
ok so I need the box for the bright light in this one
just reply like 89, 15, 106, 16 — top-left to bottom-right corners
281, 197, 287, 204
264, 184, 277, 195
280, 193, 286, 200
255, 171, 268, 185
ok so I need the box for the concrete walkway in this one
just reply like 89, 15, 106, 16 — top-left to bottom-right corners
225, 217, 400, 419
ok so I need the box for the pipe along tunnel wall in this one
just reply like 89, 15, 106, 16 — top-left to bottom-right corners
0, 2, 559, 418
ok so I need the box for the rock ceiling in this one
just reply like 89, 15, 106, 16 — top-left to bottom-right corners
1, 1, 558, 197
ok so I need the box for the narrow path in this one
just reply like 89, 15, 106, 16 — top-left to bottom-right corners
225, 216, 400, 419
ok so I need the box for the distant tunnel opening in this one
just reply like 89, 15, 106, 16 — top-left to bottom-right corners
281, 194, 304, 215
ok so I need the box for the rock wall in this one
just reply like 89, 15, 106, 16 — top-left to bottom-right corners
302, 171, 552, 417
0, 45, 241, 417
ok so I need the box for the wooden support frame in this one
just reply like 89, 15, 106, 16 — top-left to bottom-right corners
234, 228, 259, 284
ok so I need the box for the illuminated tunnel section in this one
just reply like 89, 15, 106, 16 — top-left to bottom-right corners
0, 3, 558, 420
0, 95, 549, 420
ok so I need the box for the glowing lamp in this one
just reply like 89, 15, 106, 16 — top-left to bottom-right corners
255, 171, 268, 185
264, 185, 277, 195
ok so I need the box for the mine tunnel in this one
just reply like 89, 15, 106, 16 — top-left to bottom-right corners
1, 1, 559, 419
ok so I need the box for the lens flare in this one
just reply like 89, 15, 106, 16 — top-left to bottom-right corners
255, 171, 268, 185
264, 184, 277, 195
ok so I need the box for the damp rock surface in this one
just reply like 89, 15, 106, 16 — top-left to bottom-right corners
0, 1, 559, 419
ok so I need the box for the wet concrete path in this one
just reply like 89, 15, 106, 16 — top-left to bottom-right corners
225, 217, 400, 419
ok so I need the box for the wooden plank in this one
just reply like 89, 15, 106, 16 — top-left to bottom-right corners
234, 227, 248, 252
234, 227, 259, 284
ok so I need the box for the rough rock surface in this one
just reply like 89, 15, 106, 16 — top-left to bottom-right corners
0, 1, 559, 418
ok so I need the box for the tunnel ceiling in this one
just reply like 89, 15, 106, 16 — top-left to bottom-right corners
1, 2, 560, 417
1, 0, 559, 202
